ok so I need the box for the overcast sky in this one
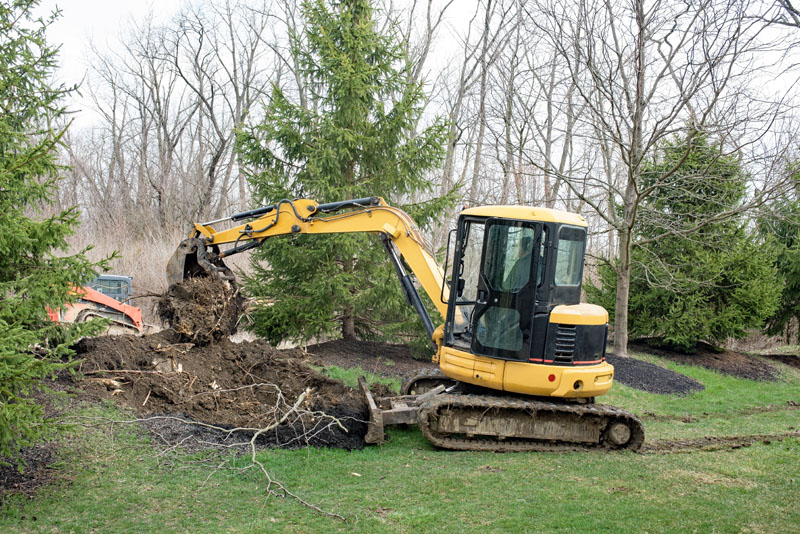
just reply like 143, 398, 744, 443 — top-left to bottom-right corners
37, 1, 186, 90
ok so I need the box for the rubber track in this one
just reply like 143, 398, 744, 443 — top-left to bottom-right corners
417, 394, 645, 452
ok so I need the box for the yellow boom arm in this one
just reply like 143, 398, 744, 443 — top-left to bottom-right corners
168, 197, 447, 332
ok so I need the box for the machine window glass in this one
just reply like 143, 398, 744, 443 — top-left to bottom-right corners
537, 228, 547, 287
456, 221, 485, 304
95, 280, 122, 293
475, 307, 523, 351
448, 220, 485, 349
482, 224, 536, 292
554, 227, 585, 287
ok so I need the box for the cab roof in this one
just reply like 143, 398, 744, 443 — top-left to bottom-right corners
460, 205, 588, 227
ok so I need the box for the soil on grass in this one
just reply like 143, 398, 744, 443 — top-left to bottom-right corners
304, 338, 437, 379
630, 341, 779, 381
73, 330, 368, 451
5, 331, 785, 502
0, 443, 56, 504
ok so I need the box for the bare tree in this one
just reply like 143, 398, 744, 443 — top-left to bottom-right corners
765, 0, 800, 28
528, 0, 795, 356
73, 0, 278, 236
165, 0, 273, 218
467, 0, 517, 205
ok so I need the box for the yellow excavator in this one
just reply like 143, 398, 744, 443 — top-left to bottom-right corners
167, 196, 644, 451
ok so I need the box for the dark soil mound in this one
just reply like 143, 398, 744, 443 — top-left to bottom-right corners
305, 338, 436, 379
74, 331, 368, 450
606, 353, 704, 396
760, 353, 800, 370
158, 278, 245, 345
630, 342, 779, 381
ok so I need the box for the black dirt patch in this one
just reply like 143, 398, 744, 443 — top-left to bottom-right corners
606, 353, 704, 396
158, 278, 245, 345
760, 353, 800, 370
73, 331, 368, 450
642, 430, 800, 454
0, 442, 56, 504
305, 338, 436, 379
631, 342, 779, 381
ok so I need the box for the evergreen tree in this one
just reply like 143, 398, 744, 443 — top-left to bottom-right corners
0, 0, 108, 462
237, 0, 453, 347
587, 134, 780, 351
759, 163, 800, 342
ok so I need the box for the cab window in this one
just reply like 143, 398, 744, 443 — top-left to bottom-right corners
554, 226, 585, 287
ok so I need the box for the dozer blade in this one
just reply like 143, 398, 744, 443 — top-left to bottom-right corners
166, 237, 235, 286
358, 376, 445, 445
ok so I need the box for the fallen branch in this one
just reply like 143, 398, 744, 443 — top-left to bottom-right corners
58, 387, 349, 521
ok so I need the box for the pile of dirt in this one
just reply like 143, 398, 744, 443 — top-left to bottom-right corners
631, 342, 779, 381
157, 278, 245, 345
606, 353, 704, 395
73, 330, 368, 450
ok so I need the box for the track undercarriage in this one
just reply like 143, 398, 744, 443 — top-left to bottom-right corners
360, 372, 645, 452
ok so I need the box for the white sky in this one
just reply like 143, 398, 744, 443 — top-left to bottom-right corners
36, 0, 188, 115
35, 0, 465, 129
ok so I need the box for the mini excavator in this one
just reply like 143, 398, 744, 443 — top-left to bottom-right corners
167, 197, 644, 451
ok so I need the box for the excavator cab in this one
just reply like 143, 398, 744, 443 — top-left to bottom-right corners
445, 216, 545, 359
434, 206, 613, 399
445, 209, 604, 362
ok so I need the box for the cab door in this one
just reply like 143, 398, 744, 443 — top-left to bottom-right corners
470, 218, 541, 361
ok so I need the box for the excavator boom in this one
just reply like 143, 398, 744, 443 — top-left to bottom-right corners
167, 197, 447, 327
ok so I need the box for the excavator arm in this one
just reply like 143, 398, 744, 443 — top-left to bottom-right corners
166, 196, 447, 338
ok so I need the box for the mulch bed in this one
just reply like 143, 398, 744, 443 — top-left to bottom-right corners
305, 338, 436, 379
759, 353, 800, 371
630, 342, 779, 382
606, 353, 705, 395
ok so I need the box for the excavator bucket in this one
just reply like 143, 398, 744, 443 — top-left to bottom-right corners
166, 237, 235, 286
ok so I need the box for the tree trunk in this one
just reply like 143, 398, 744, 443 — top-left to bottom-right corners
613, 226, 632, 357
342, 309, 356, 340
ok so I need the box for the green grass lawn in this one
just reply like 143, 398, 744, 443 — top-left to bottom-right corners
2, 353, 799, 533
